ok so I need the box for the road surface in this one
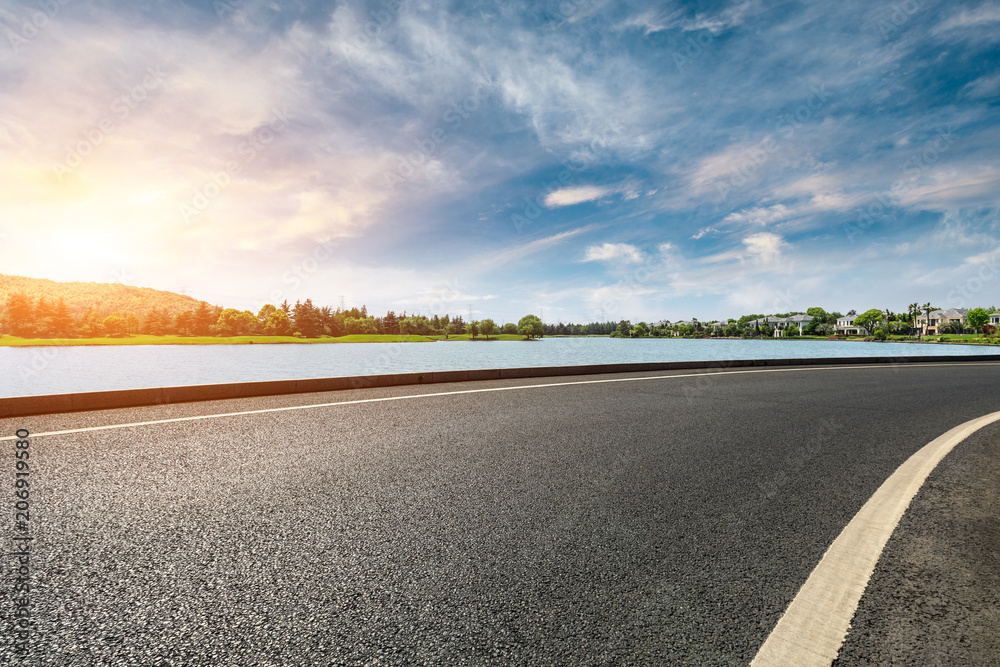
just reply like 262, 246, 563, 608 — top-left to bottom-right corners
2, 362, 998, 665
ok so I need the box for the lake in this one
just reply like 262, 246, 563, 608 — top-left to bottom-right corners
1, 337, 993, 398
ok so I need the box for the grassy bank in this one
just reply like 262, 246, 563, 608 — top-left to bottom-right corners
0, 334, 439, 346
428, 333, 535, 342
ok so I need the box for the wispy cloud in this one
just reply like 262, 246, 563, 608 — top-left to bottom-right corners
583, 242, 644, 263
545, 185, 615, 208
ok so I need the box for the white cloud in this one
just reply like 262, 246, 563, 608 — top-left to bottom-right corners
895, 166, 1000, 211
743, 232, 788, 262
962, 73, 1000, 99
583, 242, 644, 263
618, 3, 755, 35
544, 185, 614, 208
701, 232, 789, 264
474, 226, 595, 271
723, 205, 791, 226
936, 5, 1000, 32
691, 226, 721, 239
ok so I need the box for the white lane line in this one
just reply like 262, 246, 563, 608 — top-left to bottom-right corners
1, 361, 996, 441
751, 409, 1000, 667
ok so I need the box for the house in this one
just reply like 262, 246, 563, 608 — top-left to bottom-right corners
746, 315, 813, 336
779, 314, 814, 332
915, 308, 968, 335
990, 311, 1000, 327
670, 319, 704, 336
836, 315, 868, 336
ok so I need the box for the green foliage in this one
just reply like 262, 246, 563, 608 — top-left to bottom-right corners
854, 308, 884, 334
518, 314, 545, 339
501, 322, 517, 335
967, 307, 989, 330
873, 328, 888, 341
814, 323, 835, 336
479, 318, 497, 340
737, 314, 765, 328
939, 320, 965, 334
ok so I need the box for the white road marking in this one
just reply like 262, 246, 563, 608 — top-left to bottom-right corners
1, 361, 996, 442
751, 409, 1000, 667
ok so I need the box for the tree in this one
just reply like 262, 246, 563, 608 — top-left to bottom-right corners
920, 302, 935, 338
939, 320, 965, 334
502, 322, 517, 335
79, 308, 104, 337
854, 309, 884, 335
192, 301, 215, 336
1, 292, 34, 336
805, 307, 828, 328
632, 322, 649, 337
967, 307, 989, 332
293, 299, 322, 338
783, 323, 800, 337
479, 318, 497, 340
257, 304, 277, 324
103, 313, 128, 335
51, 297, 76, 337
263, 309, 292, 336
518, 314, 545, 339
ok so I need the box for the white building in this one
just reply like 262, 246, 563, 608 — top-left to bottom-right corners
836, 315, 868, 336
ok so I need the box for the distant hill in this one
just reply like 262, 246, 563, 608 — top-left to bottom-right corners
0, 274, 205, 317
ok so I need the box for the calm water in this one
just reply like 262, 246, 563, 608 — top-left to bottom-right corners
0, 337, 993, 398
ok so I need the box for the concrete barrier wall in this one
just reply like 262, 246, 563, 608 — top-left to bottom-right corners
3, 354, 999, 419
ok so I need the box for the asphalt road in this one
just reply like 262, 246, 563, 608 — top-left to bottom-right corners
2, 362, 999, 666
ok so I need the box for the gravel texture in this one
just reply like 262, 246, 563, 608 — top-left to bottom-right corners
1, 363, 998, 665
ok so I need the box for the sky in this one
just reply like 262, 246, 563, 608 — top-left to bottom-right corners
1, 0, 998, 325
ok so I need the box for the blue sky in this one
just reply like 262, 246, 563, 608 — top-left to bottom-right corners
1, 0, 998, 324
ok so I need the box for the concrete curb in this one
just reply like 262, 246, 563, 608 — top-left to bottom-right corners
3, 354, 999, 419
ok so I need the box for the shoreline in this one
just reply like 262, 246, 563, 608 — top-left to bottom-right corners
1, 334, 996, 348
0, 333, 538, 347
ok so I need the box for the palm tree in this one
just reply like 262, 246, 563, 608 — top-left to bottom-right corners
908, 303, 920, 338
920, 302, 934, 338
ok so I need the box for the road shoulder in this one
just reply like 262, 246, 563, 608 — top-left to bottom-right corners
833, 422, 1000, 665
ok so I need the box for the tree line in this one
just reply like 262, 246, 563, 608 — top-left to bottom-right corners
0, 292, 554, 339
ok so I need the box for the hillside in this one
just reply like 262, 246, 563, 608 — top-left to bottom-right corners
0, 274, 205, 318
